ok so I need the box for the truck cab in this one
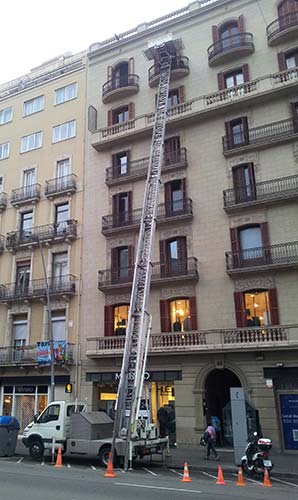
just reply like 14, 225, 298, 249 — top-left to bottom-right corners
22, 401, 85, 459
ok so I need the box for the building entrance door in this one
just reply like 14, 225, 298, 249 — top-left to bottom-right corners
204, 369, 241, 446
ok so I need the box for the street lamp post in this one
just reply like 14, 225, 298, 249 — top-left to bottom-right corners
37, 237, 55, 402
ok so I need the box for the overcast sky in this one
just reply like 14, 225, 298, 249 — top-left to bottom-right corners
0, 0, 190, 85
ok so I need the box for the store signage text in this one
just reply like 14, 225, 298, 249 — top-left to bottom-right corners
114, 371, 151, 381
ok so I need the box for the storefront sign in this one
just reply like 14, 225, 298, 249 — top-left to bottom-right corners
115, 371, 151, 381
87, 370, 182, 383
280, 394, 298, 450
15, 386, 35, 394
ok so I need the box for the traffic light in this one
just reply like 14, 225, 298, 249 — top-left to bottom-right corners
65, 383, 73, 394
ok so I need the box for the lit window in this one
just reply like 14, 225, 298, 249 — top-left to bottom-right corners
0, 107, 13, 125
23, 95, 44, 116
20, 132, 42, 153
0, 142, 10, 160
244, 291, 270, 326
52, 120, 76, 143
170, 299, 190, 332
55, 83, 77, 105
114, 305, 129, 335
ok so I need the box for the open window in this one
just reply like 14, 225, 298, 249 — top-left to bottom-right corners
232, 163, 256, 202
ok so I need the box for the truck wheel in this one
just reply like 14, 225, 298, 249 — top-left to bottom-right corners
29, 439, 44, 460
98, 446, 111, 467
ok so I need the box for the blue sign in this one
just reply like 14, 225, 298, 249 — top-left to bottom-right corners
280, 394, 298, 450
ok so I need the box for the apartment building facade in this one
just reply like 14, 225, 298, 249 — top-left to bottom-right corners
81, 0, 298, 452
0, 53, 86, 429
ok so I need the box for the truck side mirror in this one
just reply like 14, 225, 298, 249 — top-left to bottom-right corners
33, 415, 39, 424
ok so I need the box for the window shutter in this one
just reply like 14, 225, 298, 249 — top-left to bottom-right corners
178, 86, 185, 103
268, 288, 279, 325
277, 52, 286, 72
128, 245, 134, 280
159, 240, 167, 277
242, 64, 250, 82
107, 66, 113, 80
233, 292, 246, 327
111, 247, 118, 283
112, 193, 119, 216
127, 191, 132, 223
181, 177, 186, 204
242, 117, 249, 144
128, 57, 134, 75
225, 121, 233, 149
212, 25, 220, 42
189, 296, 198, 330
178, 236, 188, 262
107, 110, 113, 127
217, 72, 225, 90
238, 14, 245, 32
291, 102, 298, 132
230, 228, 240, 252
128, 102, 135, 120
160, 300, 171, 332
164, 182, 172, 211
104, 305, 115, 337
260, 222, 271, 263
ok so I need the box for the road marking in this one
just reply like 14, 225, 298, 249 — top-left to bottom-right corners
200, 471, 217, 480
142, 467, 157, 476
271, 477, 298, 488
232, 473, 260, 485
17, 457, 24, 464
170, 468, 183, 477
90, 465, 96, 471
115, 483, 202, 494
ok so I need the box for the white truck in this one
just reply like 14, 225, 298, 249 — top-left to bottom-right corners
21, 400, 168, 467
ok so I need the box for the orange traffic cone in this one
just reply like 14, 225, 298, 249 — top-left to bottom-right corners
216, 466, 226, 485
263, 468, 272, 487
104, 452, 117, 478
236, 467, 246, 487
54, 446, 63, 468
180, 462, 192, 482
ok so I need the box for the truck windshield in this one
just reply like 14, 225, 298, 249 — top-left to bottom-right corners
38, 404, 60, 423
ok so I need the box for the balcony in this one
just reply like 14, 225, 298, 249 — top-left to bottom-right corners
11, 184, 41, 207
223, 117, 298, 156
223, 174, 298, 214
105, 148, 188, 186
0, 192, 8, 211
0, 275, 77, 303
91, 67, 298, 151
148, 56, 190, 87
86, 324, 298, 357
98, 257, 198, 291
208, 32, 254, 67
101, 199, 193, 235
0, 342, 74, 367
45, 174, 77, 199
6, 220, 77, 251
267, 11, 298, 46
225, 241, 298, 276
102, 74, 140, 103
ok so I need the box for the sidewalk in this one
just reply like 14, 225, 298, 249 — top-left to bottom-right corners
158, 446, 298, 479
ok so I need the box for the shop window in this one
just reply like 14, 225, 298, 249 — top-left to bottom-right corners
232, 163, 256, 203
234, 289, 279, 327
114, 304, 129, 335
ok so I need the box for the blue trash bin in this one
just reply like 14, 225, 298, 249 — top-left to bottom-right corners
0, 416, 20, 457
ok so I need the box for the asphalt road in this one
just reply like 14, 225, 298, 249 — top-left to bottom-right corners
0, 455, 298, 500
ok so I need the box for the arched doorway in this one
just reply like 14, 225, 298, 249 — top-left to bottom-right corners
205, 368, 241, 446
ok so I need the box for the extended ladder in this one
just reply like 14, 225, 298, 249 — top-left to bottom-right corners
111, 44, 172, 470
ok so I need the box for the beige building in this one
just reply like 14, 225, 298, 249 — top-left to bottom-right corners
0, 52, 86, 429
81, 0, 298, 452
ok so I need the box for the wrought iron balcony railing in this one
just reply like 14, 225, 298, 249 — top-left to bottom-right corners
0, 342, 74, 366
6, 220, 77, 250
45, 174, 77, 197
148, 56, 190, 85
98, 257, 198, 288
223, 174, 298, 211
105, 148, 187, 184
223, 117, 298, 153
267, 11, 298, 44
208, 32, 254, 64
102, 199, 193, 232
0, 274, 77, 302
86, 325, 298, 357
102, 74, 139, 100
11, 184, 41, 205
226, 241, 298, 273
0, 192, 8, 210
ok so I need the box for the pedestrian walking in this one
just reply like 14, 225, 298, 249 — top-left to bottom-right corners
204, 420, 219, 460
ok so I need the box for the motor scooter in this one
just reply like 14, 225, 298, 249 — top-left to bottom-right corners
241, 432, 273, 476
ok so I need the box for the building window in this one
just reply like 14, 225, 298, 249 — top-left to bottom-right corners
23, 95, 44, 116
112, 62, 129, 87
52, 252, 68, 287
113, 106, 129, 124
225, 117, 249, 149
20, 211, 33, 237
22, 168, 36, 197
168, 89, 180, 108
13, 315, 28, 361
232, 163, 256, 202
0, 142, 9, 160
114, 304, 129, 335
52, 310, 66, 341
162, 237, 187, 276
55, 203, 69, 233
239, 226, 262, 259
112, 192, 131, 224
118, 247, 129, 279
0, 107, 12, 125
52, 120, 76, 143
220, 22, 240, 49
278, 0, 298, 18
15, 262, 31, 292
285, 50, 298, 69
170, 299, 190, 332
56, 158, 70, 178
111, 246, 133, 282
225, 70, 244, 88
21, 132, 42, 153
54, 83, 77, 105
112, 151, 129, 177
164, 136, 181, 164
164, 179, 185, 214
234, 288, 279, 327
